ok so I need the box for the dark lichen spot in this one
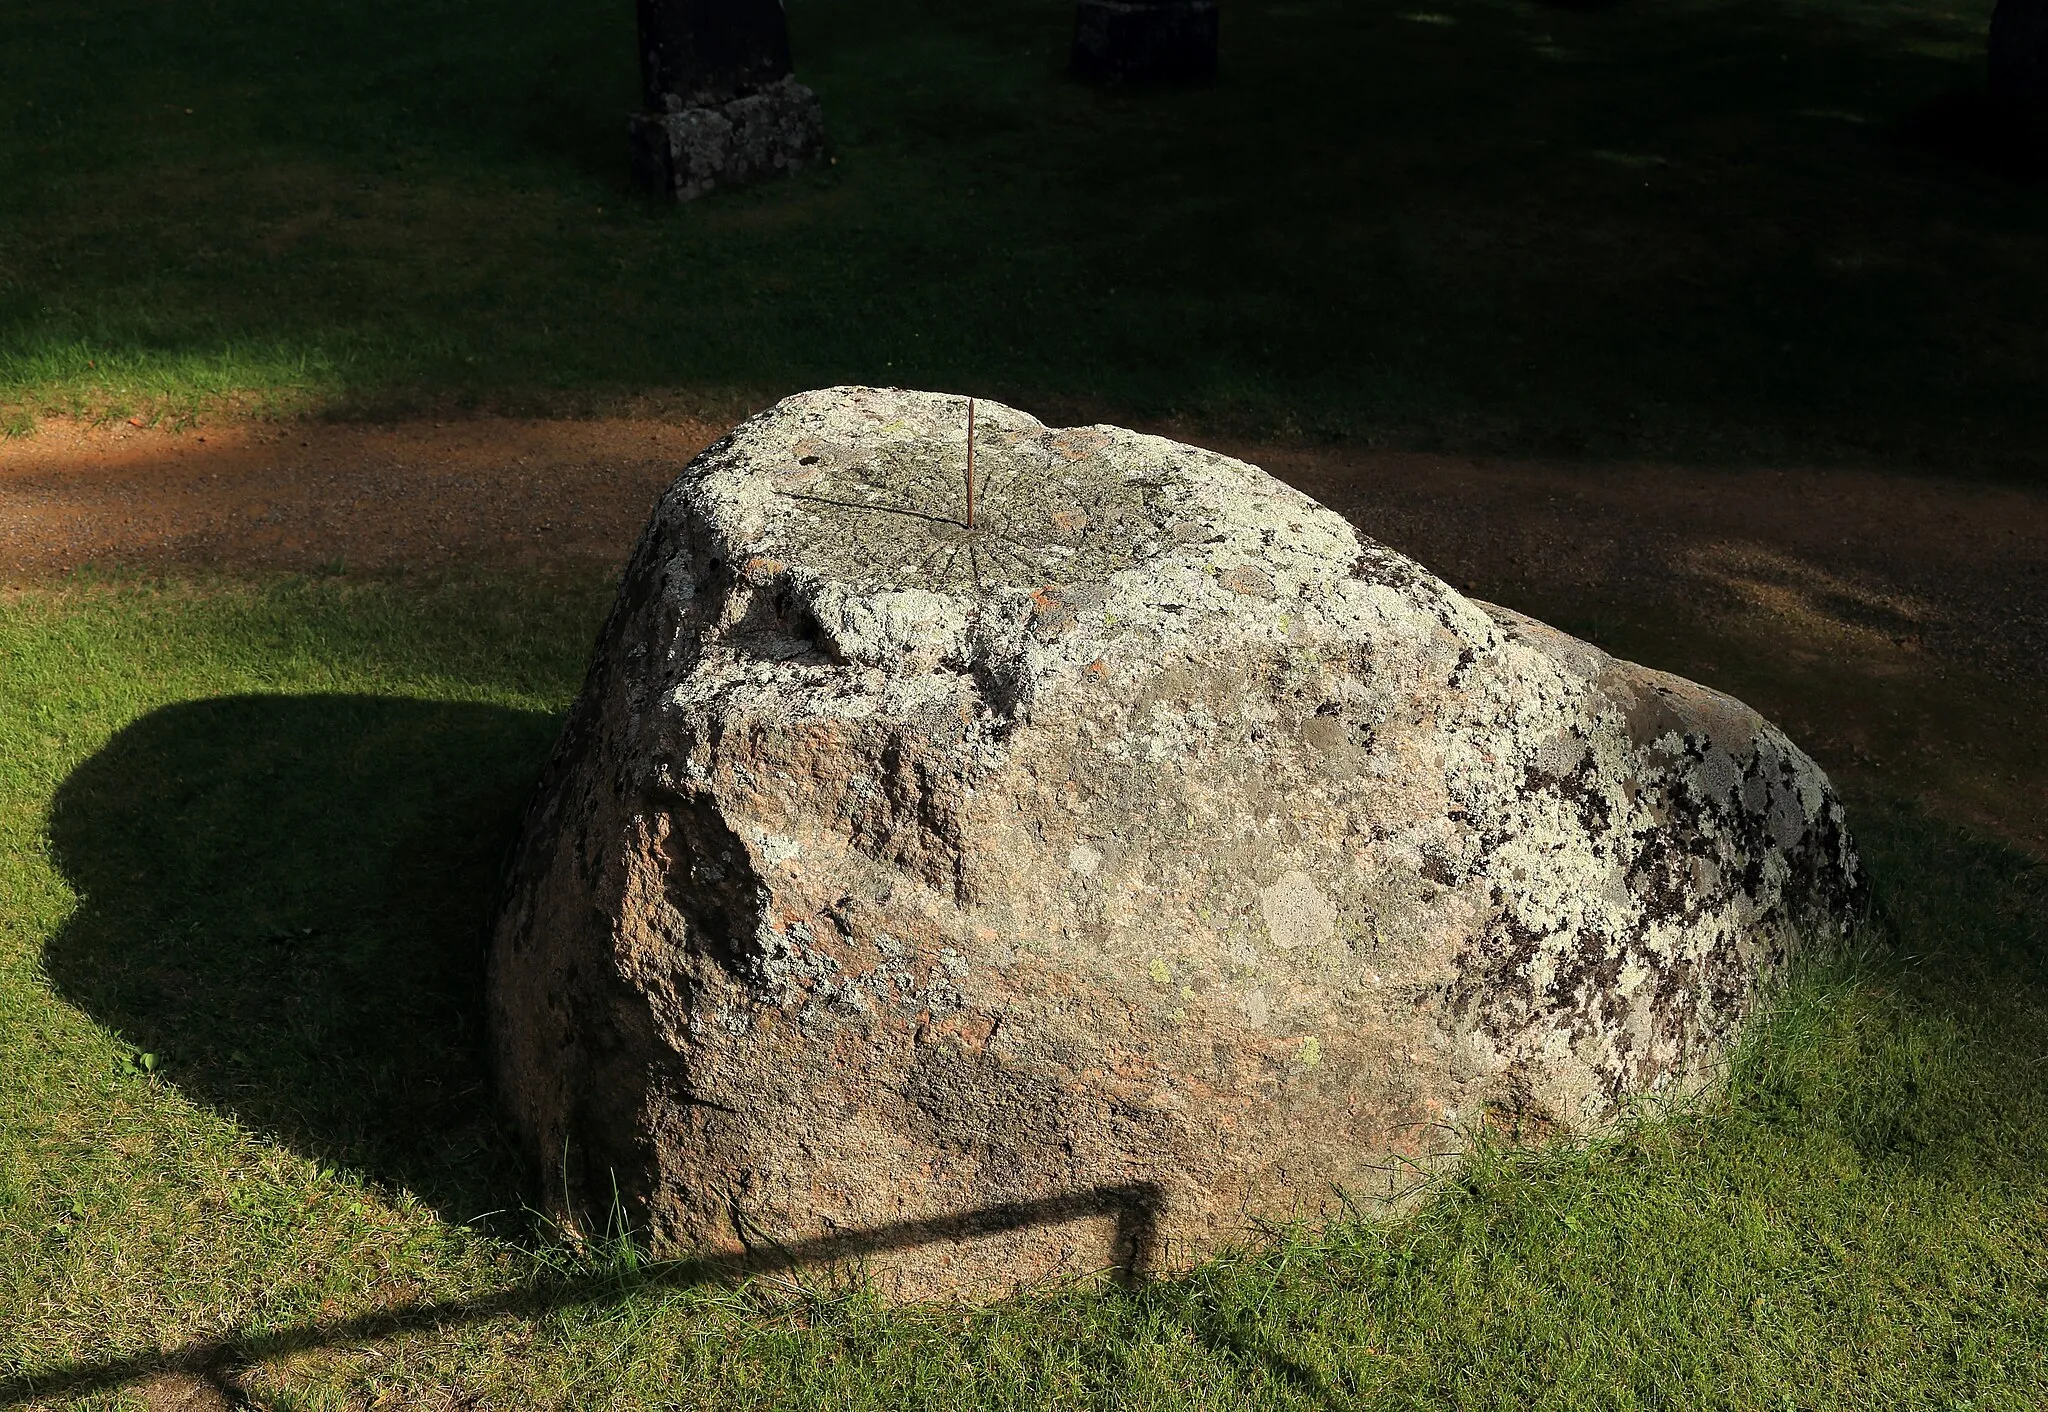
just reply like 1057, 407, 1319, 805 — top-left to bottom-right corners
1420, 851, 1463, 888
1447, 646, 1478, 688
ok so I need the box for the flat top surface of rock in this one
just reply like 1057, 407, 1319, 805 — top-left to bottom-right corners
686, 386, 1370, 685
714, 392, 1239, 603
769, 404, 1166, 595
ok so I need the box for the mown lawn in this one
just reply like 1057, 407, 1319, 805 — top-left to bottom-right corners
6, 0, 2048, 1403
5, 0, 2048, 468
1, 575, 2044, 1409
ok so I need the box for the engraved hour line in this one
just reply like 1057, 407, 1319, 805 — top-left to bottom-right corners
964, 397, 977, 530
844, 504, 1115, 586
773, 432, 1170, 593
804, 472, 1116, 570
784, 463, 1035, 560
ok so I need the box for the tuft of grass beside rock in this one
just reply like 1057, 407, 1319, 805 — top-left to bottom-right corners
1, 574, 2044, 1408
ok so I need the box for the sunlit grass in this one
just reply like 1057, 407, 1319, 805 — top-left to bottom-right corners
0, 337, 347, 428
0, 575, 2043, 1409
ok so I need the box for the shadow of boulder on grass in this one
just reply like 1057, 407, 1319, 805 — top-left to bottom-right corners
43, 693, 562, 1225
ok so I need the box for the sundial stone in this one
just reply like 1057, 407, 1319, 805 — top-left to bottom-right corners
493, 384, 1864, 1304
773, 418, 1179, 598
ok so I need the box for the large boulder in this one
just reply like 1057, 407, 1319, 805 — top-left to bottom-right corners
488, 387, 1862, 1300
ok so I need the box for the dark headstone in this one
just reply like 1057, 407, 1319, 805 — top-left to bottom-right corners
1072, 0, 1219, 84
1991, 0, 2048, 107
631, 0, 825, 201
637, 0, 793, 109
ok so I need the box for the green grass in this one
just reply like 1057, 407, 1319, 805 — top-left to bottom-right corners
5, 0, 2048, 466
1, 575, 2045, 1409
6, 0, 2045, 1401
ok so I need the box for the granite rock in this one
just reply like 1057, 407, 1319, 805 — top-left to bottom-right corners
629, 75, 824, 201
488, 386, 1862, 1300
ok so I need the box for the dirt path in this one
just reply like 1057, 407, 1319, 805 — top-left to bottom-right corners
5, 414, 2044, 853
0, 416, 719, 581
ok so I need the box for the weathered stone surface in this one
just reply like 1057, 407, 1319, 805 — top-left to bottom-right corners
629, 76, 824, 202
1072, 0, 1219, 83
488, 387, 1862, 1300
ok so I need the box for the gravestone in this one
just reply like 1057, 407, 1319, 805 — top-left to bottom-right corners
1072, 0, 1219, 83
1991, 0, 2048, 108
630, 0, 825, 201
488, 387, 1862, 1300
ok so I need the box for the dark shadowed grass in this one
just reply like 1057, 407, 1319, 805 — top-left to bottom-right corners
41, 692, 555, 1226
5, 0, 2048, 469
1, 575, 2044, 1408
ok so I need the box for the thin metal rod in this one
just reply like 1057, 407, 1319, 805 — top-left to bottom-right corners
965, 397, 976, 530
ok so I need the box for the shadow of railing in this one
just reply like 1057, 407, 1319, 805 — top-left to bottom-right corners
0, 1181, 1164, 1405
